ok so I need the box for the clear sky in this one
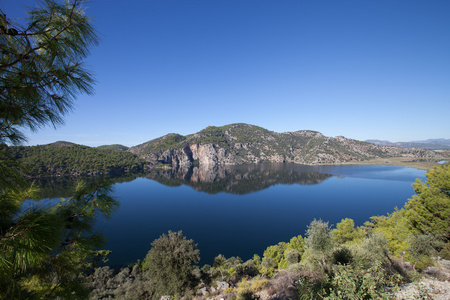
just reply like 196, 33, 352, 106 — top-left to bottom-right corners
3, 0, 450, 147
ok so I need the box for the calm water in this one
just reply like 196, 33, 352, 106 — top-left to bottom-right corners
37, 163, 426, 267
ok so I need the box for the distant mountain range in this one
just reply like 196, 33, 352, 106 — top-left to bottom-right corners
366, 139, 450, 150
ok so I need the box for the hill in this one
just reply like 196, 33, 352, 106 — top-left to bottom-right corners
129, 123, 440, 168
5, 142, 147, 177
97, 144, 129, 151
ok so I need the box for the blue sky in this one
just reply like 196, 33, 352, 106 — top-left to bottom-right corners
4, 0, 450, 147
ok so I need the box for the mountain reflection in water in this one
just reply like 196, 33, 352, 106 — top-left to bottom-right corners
145, 163, 333, 194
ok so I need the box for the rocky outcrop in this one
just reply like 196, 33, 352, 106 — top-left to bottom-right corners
129, 123, 441, 168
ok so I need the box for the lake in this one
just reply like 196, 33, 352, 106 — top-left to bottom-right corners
36, 163, 426, 267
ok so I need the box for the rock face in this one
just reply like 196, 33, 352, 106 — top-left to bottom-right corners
128, 123, 440, 168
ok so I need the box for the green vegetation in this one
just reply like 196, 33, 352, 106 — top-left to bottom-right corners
132, 133, 187, 154
142, 231, 200, 299
260, 235, 306, 276
0, 177, 118, 299
405, 163, 450, 238
5, 143, 147, 177
0, 0, 97, 145
0, 1, 123, 298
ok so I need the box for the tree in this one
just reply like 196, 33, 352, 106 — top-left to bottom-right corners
260, 257, 276, 277
404, 164, 450, 239
213, 254, 227, 280
370, 208, 411, 257
142, 231, 200, 299
0, 1, 102, 298
0, 178, 118, 298
407, 234, 436, 271
332, 218, 363, 244
1, 0, 98, 145
305, 219, 333, 275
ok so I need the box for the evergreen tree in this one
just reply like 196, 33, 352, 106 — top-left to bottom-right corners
405, 164, 450, 239
0, 178, 118, 298
0, 0, 98, 145
142, 231, 200, 299
0, 1, 106, 298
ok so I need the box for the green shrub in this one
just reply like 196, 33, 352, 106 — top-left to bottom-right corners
237, 279, 259, 300
285, 249, 301, 266
439, 242, 450, 260
250, 278, 270, 292
296, 271, 329, 300
326, 263, 401, 300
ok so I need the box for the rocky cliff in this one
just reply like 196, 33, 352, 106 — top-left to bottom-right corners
128, 123, 439, 168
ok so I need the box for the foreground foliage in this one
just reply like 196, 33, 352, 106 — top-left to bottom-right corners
0, 0, 97, 145
0, 1, 120, 298
0, 178, 118, 298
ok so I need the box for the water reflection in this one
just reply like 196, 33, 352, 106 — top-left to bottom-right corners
146, 163, 333, 194
34, 163, 333, 197
34, 173, 143, 199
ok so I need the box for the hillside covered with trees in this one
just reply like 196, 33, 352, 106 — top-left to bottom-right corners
4, 142, 147, 177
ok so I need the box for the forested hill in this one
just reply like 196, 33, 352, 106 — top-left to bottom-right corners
129, 123, 440, 168
4, 142, 146, 177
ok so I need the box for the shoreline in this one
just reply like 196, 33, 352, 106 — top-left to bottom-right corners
338, 156, 450, 171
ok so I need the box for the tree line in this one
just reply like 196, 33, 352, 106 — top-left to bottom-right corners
4, 143, 147, 177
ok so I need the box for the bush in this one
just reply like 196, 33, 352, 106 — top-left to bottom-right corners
326, 262, 401, 300
439, 242, 450, 260
407, 234, 436, 271
332, 247, 353, 265
236, 279, 259, 300
250, 278, 270, 292
296, 271, 329, 300
285, 249, 301, 265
